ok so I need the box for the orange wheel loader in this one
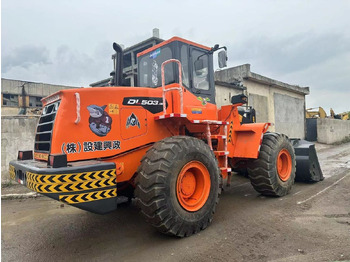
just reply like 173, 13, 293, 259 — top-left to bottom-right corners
9, 37, 323, 237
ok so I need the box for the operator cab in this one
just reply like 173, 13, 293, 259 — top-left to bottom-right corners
136, 37, 227, 105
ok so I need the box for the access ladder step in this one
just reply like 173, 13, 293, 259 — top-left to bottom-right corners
220, 167, 232, 173
191, 120, 229, 125
214, 151, 229, 156
154, 113, 187, 120
154, 115, 229, 126
211, 135, 227, 140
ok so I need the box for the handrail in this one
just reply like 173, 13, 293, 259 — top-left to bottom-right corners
161, 59, 184, 114
75, 92, 80, 124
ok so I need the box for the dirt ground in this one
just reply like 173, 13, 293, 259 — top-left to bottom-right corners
2, 143, 350, 262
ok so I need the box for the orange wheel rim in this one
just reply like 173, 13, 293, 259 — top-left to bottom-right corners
276, 149, 292, 181
176, 161, 211, 212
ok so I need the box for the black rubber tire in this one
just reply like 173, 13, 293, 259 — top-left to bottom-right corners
247, 132, 296, 197
135, 136, 221, 237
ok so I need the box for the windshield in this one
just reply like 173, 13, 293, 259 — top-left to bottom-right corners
138, 46, 175, 88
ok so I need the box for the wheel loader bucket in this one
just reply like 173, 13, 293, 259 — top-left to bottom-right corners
290, 139, 324, 182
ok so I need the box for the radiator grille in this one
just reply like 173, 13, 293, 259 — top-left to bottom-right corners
35, 101, 60, 153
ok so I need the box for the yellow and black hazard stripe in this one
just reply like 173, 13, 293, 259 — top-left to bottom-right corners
26, 169, 115, 184
27, 177, 116, 193
59, 188, 117, 204
9, 165, 15, 181
24, 168, 116, 194
228, 121, 233, 143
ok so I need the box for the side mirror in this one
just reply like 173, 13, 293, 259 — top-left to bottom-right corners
218, 50, 227, 68
194, 59, 204, 76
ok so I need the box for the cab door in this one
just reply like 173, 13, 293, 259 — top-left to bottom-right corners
188, 46, 215, 105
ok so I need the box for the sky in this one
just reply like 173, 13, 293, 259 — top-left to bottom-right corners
2, 0, 350, 113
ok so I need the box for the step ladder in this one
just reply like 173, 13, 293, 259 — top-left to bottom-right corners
205, 122, 232, 180
156, 59, 231, 180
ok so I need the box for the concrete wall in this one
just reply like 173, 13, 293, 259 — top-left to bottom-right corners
248, 93, 268, 123
216, 83, 270, 124
215, 77, 307, 138
1, 116, 39, 183
1, 107, 19, 115
1, 78, 79, 97
242, 79, 274, 126
274, 93, 305, 138
215, 84, 243, 108
1, 78, 78, 116
215, 64, 308, 139
242, 78, 306, 138
317, 118, 350, 144
216, 79, 306, 138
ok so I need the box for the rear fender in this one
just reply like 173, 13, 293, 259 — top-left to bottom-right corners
219, 105, 270, 159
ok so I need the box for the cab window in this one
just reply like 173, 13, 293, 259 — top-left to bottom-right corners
180, 45, 190, 88
192, 49, 209, 90
139, 47, 174, 88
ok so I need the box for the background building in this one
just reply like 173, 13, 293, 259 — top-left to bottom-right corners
1, 78, 79, 181
215, 64, 309, 139
1, 78, 78, 116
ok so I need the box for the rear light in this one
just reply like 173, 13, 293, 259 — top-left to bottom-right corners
48, 154, 67, 168
17, 150, 33, 160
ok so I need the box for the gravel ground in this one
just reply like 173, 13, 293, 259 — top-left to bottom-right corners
2, 142, 350, 262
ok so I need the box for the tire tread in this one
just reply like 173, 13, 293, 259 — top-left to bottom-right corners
247, 133, 296, 197
135, 136, 221, 237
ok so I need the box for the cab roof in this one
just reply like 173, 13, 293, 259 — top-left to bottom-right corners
136, 36, 211, 58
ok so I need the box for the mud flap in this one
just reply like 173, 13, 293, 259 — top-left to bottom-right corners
290, 139, 324, 182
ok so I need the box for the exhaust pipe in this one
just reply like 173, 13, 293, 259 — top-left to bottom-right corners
110, 42, 124, 86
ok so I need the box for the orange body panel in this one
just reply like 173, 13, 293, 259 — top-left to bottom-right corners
39, 83, 270, 184
104, 145, 151, 183
166, 83, 218, 119
219, 105, 270, 159
42, 85, 220, 183
51, 87, 170, 161
120, 108, 148, 139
